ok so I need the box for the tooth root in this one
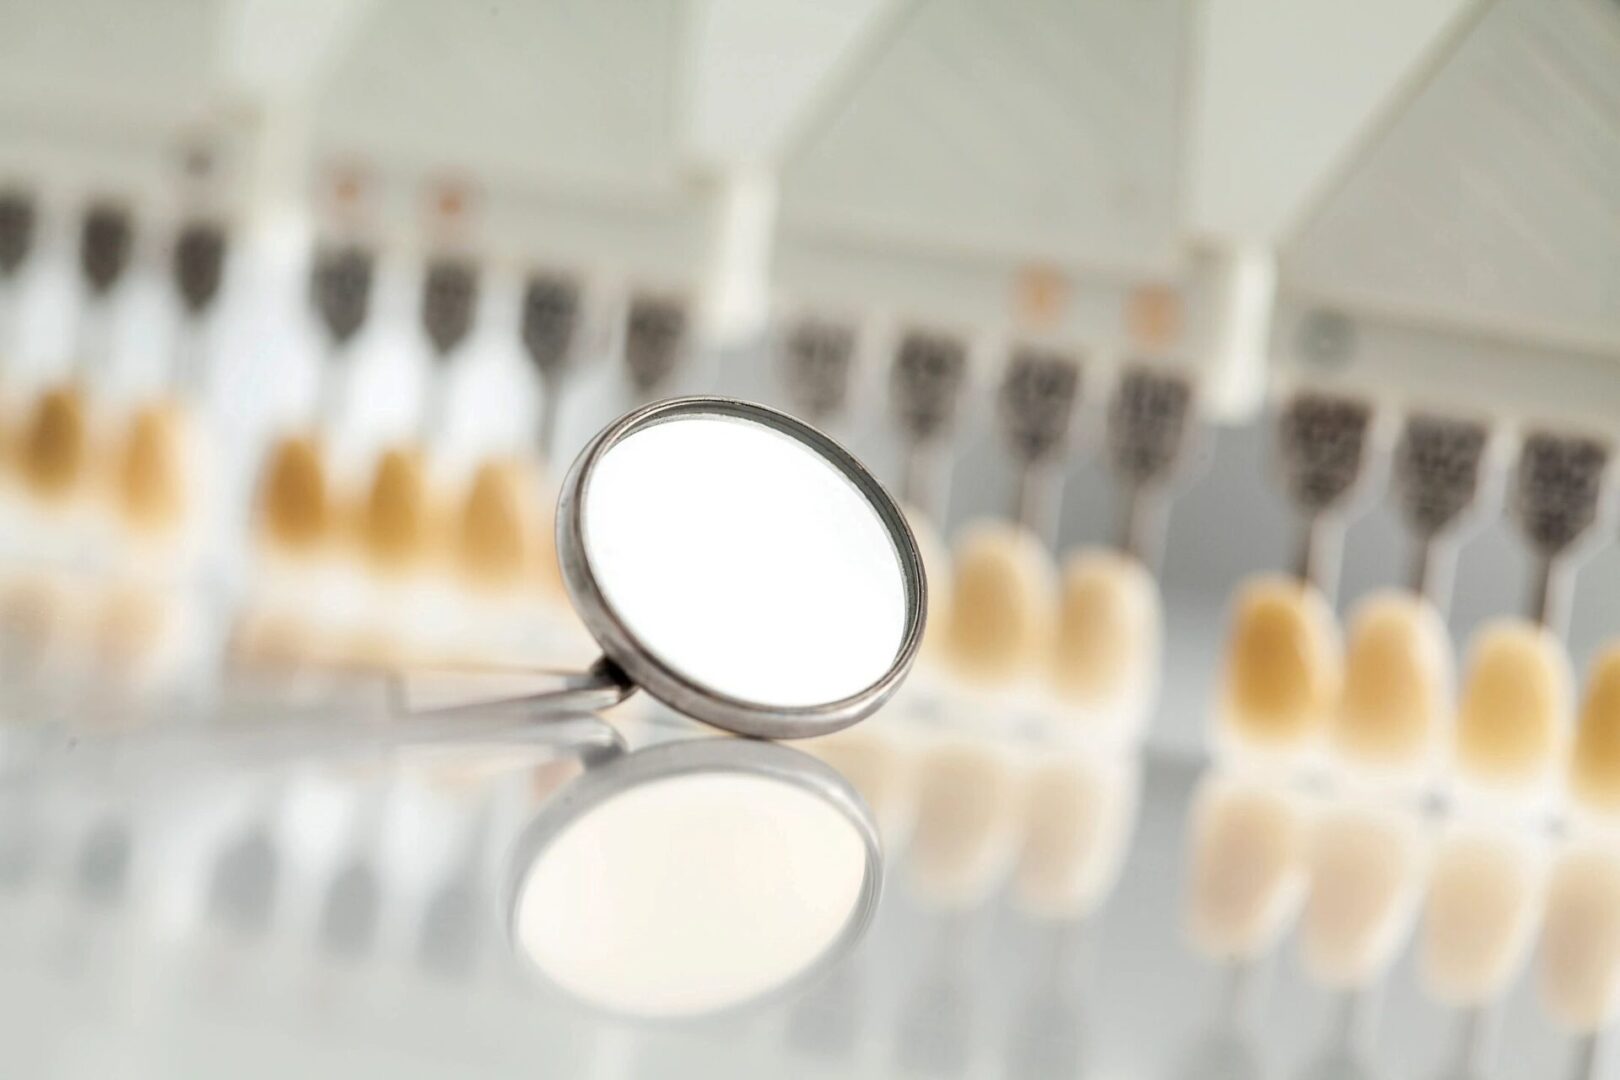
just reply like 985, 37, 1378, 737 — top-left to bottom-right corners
260, 435, 330, 552
1332, 590, 1451, 770
116, 403, 187, 533
1419, 827, 1542, 1006
20, 386, 88, 501
902, 507, 952, 665
1454, 620, 1571, 790
1050, 548, 1161, 721
360, 447, 431, 571
943, 520, 1057, 686
1218, 575, 1341, 750
1571, 645, 1620, 815
1185, 775, 1309, 960
1014, 751, 1140, 920
804, 726, 915, 849
1540, 845, 1620, 1032
907, 738, 1020, 909
1299, 806, 1424, 988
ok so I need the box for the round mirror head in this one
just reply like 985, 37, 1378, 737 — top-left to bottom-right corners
557, 397, 926, 738
504, 738, 882, 1019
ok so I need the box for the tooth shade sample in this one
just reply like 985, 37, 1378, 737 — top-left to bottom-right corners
1050, 548, 1161, 717
1218, 575, 1341, 749
260, 436, 329, 552
943, 520, 1057, 685
115, 404, 186, 532
360, 447, 431, 571
1185, 777, 1308, 960
1570, 645, 1620, 814
904, 507, 952, 664
804, 727, 914, 847
1421, 827, 1542, 1006
1332, 591, 1451, 769
1300, 806, 1424, 988
1014, 752, 1139, 920
907, 739, 1020, 909
1454, 620, 1571, 790
19, 387, 87, 500
1540, 845, 1620, 1031
457, 459, 540, 589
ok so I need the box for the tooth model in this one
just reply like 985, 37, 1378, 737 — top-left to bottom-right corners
1572, 646, 1620, 816
944, 521, 1057, 686
18, 387, 89, 502
259, 435, 331, 555
1052, 367, 1192, 725
455, 457, 548, 593
1217, 393, 1371, 756
1455, 432, 1605, 799
941, 346, 1077, 686
358, 447, 432, 573
1219, 574, 1342, 750
113, 403, 187, 536
1333, 414, 1487, 774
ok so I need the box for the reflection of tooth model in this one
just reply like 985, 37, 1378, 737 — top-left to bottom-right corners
1218, 393, 1371, 757
1298, 803, 1425, 989
1184, 773, 1309, 961
906, 738, 1020, 910
1013, 749, 1140, 921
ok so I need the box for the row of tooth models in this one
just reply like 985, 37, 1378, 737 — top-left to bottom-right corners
1192, 395, 1620, 1075
1217, 408, 1612, 814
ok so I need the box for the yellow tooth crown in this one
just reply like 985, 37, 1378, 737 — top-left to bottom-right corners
457, 459, 536, 589
943, 519, 1056, 685
360, 447, 430, 571
260, 435, 329, 551
1050, 547, 1160, 711
1572, 645, 1620, 814
1454, 619, 1571, 790
115, 403, 186, 532
1218, 574, 1341, 750
19, 386, 88, 500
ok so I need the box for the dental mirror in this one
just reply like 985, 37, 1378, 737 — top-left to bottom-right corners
544, 396, 925, 738
502, 737, 882, 1018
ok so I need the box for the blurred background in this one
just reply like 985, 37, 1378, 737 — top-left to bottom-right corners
1, 0, 1619, 1076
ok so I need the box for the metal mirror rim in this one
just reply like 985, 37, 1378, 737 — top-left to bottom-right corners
555, 395, 927, 739
500, 737, 884, 1020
